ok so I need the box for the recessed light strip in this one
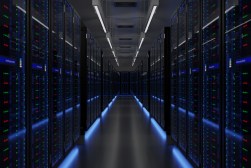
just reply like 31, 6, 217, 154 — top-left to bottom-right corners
94, 5, 107, 33
107, 37, 112, 49
144, 5, 157, 33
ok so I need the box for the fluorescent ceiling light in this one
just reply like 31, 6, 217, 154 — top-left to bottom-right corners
94, 6, 107, 33
107, 37, 112, 49
112, 51, 119, 66
138, 37, 144, 50
144, 5, 157, 33
112, 51, 116, 57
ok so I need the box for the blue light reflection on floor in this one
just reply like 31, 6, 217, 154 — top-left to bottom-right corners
134, 96, 166, 141
86, 95, 118, 141
58, 147, 79, 168
59, 96, 118, 168
134, 95, 193, 168
172, 147, 193, 168
151, 118, 167, 141
143, 107, 150, 118
85, 118, 101, 141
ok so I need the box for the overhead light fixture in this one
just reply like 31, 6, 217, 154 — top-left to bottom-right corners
106, 33, 113, 49
112, 51, 119, 67
132, 51, 139, 66
144, 0, 159, 33
93, 0, 107, 33
139, 38, 144, 49
132, 33, 145, 66
138, 33, 145, 50
144, 5, 157, 33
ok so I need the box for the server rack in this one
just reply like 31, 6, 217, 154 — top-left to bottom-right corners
170, 0, 251, 167
1, 0, 82, 167
187, 0, 201, 166
202, 0, 221, 167
30, 0, 49, 167
50, 0, 64, 166
64, 0, 74, 153
177, 2, 187, 153
170, 13, 179, 142
225, 0, 251, 167
73, 11, 81, 143
86, 32, 103, 129
142, 60, 149, 111
0, 1, 27, 167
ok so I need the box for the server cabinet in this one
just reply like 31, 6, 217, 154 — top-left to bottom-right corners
64, 1, 74, 153
30, 0, 49, 167
86, 32, 102, 129
86, 33, 91, 127
50, 0, 64, 166
177, 2, 187, 152
202, 0, 221, 167
0, 1, 26, 167
187, 0, 201, 166
73, 12, 81, 143
225, 0, 251, 167
160, 36, 165, 128
171, 13, 178, 142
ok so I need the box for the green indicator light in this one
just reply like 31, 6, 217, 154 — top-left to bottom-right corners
3, 129, 8, 133
243, 92, 248, 94
243, 110, 248, 113
243, 129, 248, 133
242, 34, 248, 38
3, 15, 9, 19
242, 148, 248, 152
3, 148, 9, 152
3, 73, 9, 75
3, 92, 8, 94
3, 34, 9, 38
243, 15, 248, 19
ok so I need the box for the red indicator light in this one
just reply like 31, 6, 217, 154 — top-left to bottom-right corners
3, 82, 8, 85
243, 82, 248, 85
3, 138, 8, 142
243, 120, 248, 123
243, 157, 248, 162
3, 157, 8, 162
3, 24, 8, 28
3, 120, 8, 123
243, 101, 248, 104
243, 24, 248, 28
243, 138, 248, 143
243, 5, 248, 10
243, 43, 248, 47
3, 101, 8, 104
3, 5, 8, 9
3, 44, 9, 47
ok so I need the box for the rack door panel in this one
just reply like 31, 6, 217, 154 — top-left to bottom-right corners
225, 0, 251, 167
0, 1, 26, 167
31, 0, 49, 167
73, 12, 81, 142
64, 1, 74, 152
202, 0, 221, 167
170, 14, 178, 142
187, 0, 200, 166
177, 2, 187, 152
51, 0, 64, 166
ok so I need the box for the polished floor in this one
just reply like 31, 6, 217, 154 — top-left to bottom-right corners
59, 96, 187, 168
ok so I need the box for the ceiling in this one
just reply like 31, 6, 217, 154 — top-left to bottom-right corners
69, 0, 182, 71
